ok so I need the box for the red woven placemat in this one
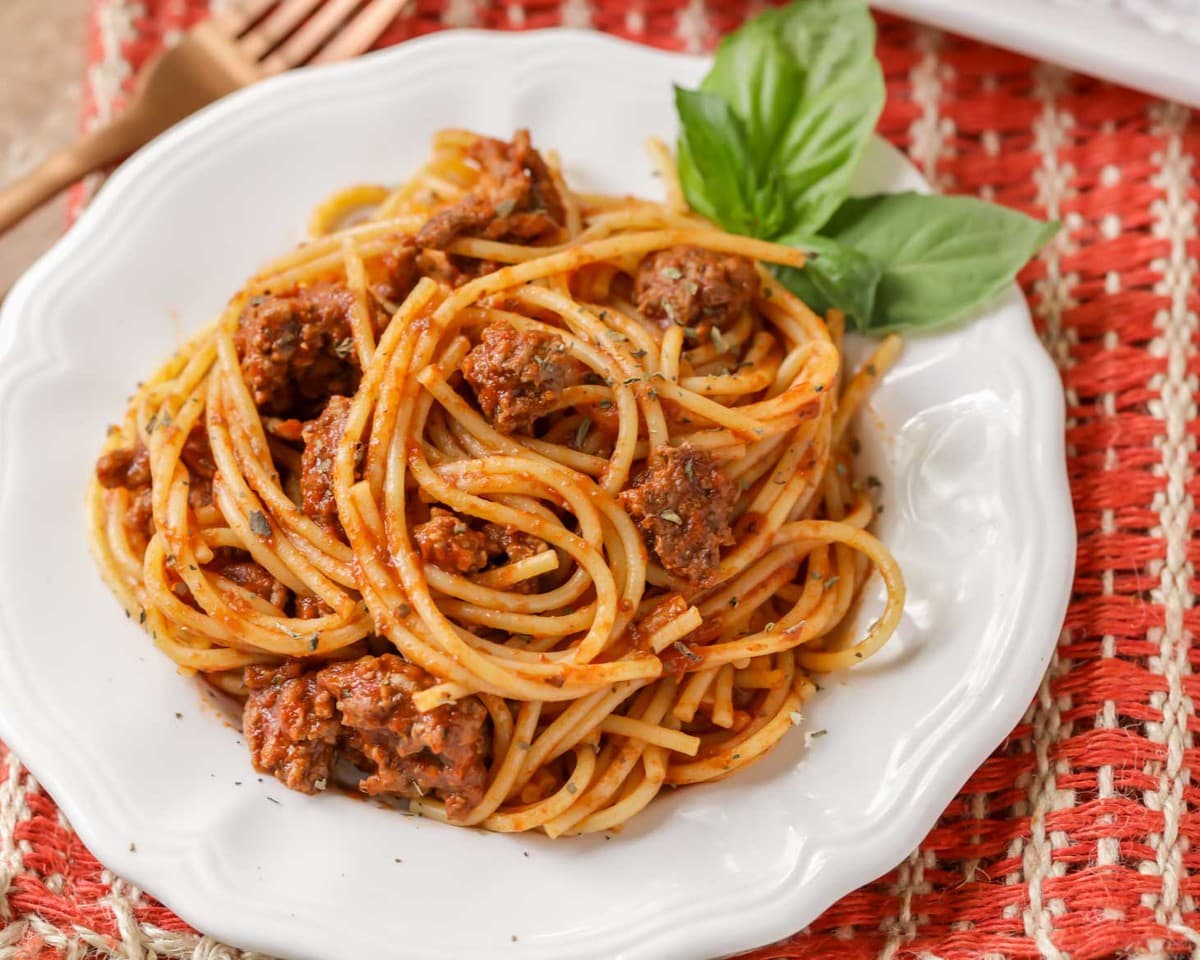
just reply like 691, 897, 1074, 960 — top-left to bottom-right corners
4, 2, 1199, 957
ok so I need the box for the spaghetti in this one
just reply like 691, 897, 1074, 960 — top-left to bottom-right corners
89, 128, 905, 835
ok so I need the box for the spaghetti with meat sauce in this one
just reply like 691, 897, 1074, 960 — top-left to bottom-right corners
89, 128, 904, 835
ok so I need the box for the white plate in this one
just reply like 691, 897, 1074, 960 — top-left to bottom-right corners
0, 30, 1073, 960
875, 0, 1200, 108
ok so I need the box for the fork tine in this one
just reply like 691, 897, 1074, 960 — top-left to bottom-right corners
210, 0, 279, 37
259, 0, 363, 74
310, 0, 410, 64
240, 0, 326, 60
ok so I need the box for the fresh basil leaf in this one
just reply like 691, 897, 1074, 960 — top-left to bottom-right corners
674, 86, 759, 235
700, 0, 883, 234
750, 171, 790, 240
700, 21, 804, 174
820, 192, 1059, 332
771, 78, 883, 233
771, 0, 881, 98
774, 265, 831, 317
773, 233, 882, 330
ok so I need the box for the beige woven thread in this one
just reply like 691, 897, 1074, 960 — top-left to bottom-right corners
0, 756, 30, 925
74, 0, 139, 211
560, 0, 592, 30
1140, 99, 1199, 960
442, 0, 480, 31
675, 0, 708, 53
1024, 83, 1081, 950
1021, 664, 1072, 960
86, 0, 136, 127
624, 4, 645, 43
878, 849, 935, 960
105, 877, 152, 960
908, 26, 949, 191
0, 913, 272, 960
1094, 145, 1122, 880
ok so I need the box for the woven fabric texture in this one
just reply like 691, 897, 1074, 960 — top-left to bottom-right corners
3, 1, 1199, 957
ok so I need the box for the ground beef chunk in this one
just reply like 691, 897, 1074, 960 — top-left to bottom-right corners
96, 441, 154, 539
243, 655, 491, 820
300, 395, 351, 528
97, 426, 217, 537
635, 245, 760, 334
481, 523, 545, 564
181, 425, 215, 509
618, 443, 738, 588
414, 508, 492, 574
234, 284, 358, 416
319, 654, 490, 820
125, 492, 154, 541
411, 248, 498, 288
460, 322, 587, 433
415, 130, 565, 250
180, 425, 216, 477
373, 240, 419, 304
482, 523, 548, 594
472, 131, 564, 224
414, 508, 549, 582
244, 662, 340, 792
96, 441, 151, 490
207, 548, 290, 608
416, 194, 495, 251
294, 594, 333, 619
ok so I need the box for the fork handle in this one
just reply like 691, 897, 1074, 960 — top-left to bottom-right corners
0, 108, 148, 235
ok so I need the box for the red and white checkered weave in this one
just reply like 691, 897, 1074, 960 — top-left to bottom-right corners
4, 2, 1199, 957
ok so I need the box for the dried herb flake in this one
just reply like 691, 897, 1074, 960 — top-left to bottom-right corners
574, 418, 592, 449
248, 510, 271, 538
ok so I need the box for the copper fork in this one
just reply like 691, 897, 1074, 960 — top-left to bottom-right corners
0, 0, 409, 235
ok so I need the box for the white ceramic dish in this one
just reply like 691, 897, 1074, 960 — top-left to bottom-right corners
0, 30, 1073, 960
875, 0, 1200, 108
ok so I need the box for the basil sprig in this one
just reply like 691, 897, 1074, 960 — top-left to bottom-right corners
675, 0, 1057, 334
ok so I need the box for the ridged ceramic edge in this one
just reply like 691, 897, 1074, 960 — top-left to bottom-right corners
0, 29, 1075, 960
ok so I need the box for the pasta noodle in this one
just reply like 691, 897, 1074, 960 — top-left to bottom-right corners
89, 128, 904, 835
